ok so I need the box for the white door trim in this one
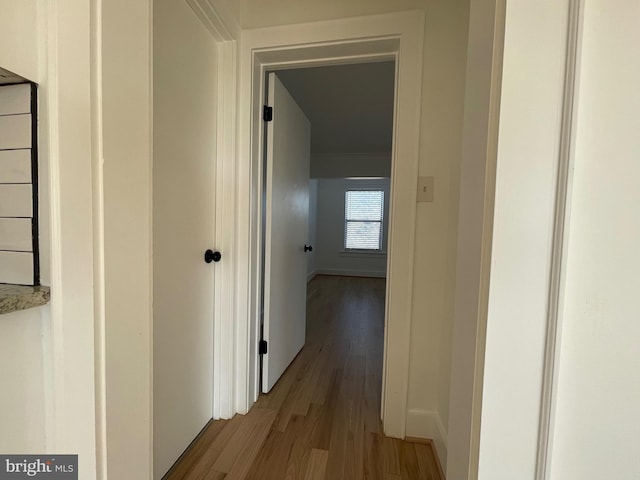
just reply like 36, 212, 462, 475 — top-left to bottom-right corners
212, 39, 238, 420
45, 1, 100, 476
235, 11, 425, 438
535, 0, 584, 478
446, 1, 506, 477
186, 0, 240, 420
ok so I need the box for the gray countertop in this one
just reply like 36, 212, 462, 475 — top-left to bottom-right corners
0, 284, 51, 315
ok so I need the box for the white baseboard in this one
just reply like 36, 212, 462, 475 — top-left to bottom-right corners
406, 409, 448, 472
316, 268, 386, 278
307, 269, 318, 282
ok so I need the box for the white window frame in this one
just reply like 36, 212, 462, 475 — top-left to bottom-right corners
344, 189, 385, 251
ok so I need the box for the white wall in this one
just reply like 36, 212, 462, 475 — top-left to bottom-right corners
101, 0, 153, 478
0, 0, 39, 81
311, 152, 391, 178
405, 0, 469, 466
549, 1, 640, 478
0, 307, 47, 453
476, 2, 570, 479
314, 178, 389, 278
307, 179, 318, 279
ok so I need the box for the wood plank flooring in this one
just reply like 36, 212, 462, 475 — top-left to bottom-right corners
164, 275, 443, 480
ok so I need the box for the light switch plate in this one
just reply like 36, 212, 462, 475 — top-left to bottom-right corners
417, 176, 434, 203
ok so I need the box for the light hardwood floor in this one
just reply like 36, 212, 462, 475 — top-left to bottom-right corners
165, 275, 443, 480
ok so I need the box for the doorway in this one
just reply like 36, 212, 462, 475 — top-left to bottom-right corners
234, 13, 426, 438
259, 61, 395, 396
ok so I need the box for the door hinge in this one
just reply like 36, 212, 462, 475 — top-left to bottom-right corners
263, 105, 273, 122
259, 340, 268, 355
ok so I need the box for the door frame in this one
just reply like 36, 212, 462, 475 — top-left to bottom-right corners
236, 11, 425, 438
187, 0, 240, 421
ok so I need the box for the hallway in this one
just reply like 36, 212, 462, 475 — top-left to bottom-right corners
165, 275, 443, 480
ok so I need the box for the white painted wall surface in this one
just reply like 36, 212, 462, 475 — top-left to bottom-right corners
311, 152, 391, 178
0, 0, 39, 81
307, 179, 318, 279
406, 0, 469, 465
315, 178, 389, 277
101, 0, 153, 478
477, 2, 570, 479
549, 2, 640, 478
0, 307, 47, 453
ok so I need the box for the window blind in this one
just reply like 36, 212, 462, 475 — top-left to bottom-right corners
344, 190, 384, 250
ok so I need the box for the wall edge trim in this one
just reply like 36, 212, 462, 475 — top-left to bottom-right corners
534, 0, 584, 478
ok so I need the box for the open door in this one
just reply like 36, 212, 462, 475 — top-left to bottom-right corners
262, 72, 311, 393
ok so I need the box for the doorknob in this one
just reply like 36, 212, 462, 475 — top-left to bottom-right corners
304, 245, 313, 252
204, 249, 222, 263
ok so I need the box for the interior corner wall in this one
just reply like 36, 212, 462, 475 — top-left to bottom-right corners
405, 0, 470, 465
314, 178, 389, 278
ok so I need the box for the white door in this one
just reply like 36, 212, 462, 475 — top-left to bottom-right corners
262, 72, 311, 393
153, 2, 218, 477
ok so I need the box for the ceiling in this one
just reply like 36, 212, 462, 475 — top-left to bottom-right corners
275, 61, 395, 155
229, 0, 428, 29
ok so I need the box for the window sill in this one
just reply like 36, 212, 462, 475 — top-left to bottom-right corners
0, 284, 51, 315
339, 249, 387, 258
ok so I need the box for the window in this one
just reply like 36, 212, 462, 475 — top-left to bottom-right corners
344, 190, 384, 250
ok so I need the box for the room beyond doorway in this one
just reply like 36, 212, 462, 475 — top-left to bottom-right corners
274, 61, 395, 281
258, 61, 395, 396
